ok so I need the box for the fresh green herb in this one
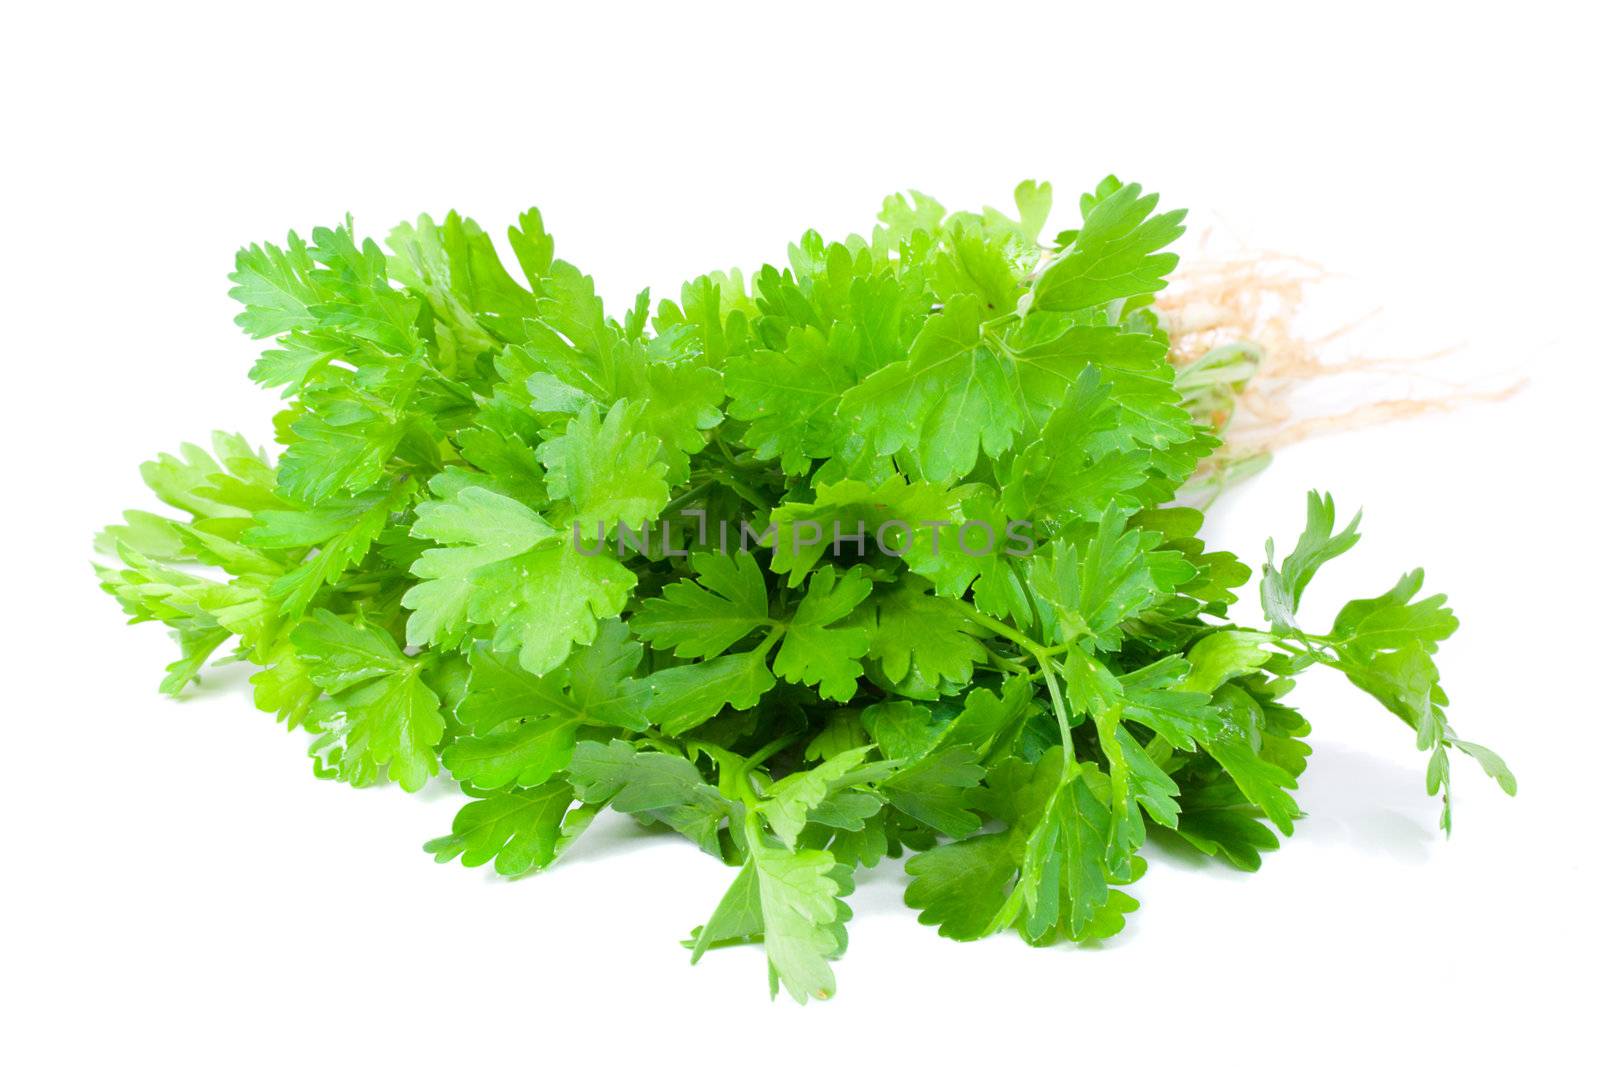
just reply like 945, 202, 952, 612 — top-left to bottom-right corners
95, 177, 1513, 1002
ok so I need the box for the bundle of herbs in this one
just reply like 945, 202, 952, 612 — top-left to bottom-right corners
94, 177, 1513, 1001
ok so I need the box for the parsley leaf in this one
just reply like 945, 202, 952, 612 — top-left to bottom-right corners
404, 484, 635, 674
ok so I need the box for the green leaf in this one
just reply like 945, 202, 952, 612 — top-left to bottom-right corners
1331, 569, 1457, 657
1262, 490, 1361, 632
569, 739, 731, 854
689, 860, 764, 955
766, 476, 969, 589
838, 295, 1020, 480
1029, 179, 1185, 313
631, 653, 776, 736
424, 782, 577, 877
704, 842, 850, 1004
862, 578, 985, 690
404, 484, 635, 674
247, 480, 415, 616
1202, 686, 1303, 835
760, 747, 875, 848
293, 611, 444, 791
631, 552, 770, 659
1051, 770, 1115, 938
860, 701, 943, 761
1031, 509, 1192, 648
276, 392, 409, 505
880, 746, 986, 836
725, 326, 859, 474
1177, 630, 1274, 694
453, 643, 570, 733
443, 623, 648, 789
442, 714, 579, 790
772, 566, 873, 701
903, 833, 1016, 940
1117, 656, 1218, 750
1001, 368, 1151, 525
1119, 727, 1181, 829
537, 399, 671, 538
1174, 807, 1280, 872
939, 674, 1038, 759
1452, 738, 1517, 796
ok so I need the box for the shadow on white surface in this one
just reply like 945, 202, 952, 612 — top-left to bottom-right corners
1293, 741, 1436, 864
537, 808, 684, 871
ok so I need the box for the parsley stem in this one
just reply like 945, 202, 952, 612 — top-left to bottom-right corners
986, 650, 1035, 677
956, 601, 1049, 659
958, 602, 1075, 760
1037, 657, 1076, 763
638, 728, 686, 756
713, 471, 772, 510
664, 480, 712, 513
745, 732, 801, 769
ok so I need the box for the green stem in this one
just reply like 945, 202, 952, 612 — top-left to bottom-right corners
986, 650, 1035, 677
1038, 660, 1075, 763
744, 732, 800, 770
729, 753, 778, 854
638, 728, 686, 756
753, 626, 783, 656
713, 471, 771, 510
664, 479, 712, 514
1244, 623, 1343, 665
960, 602, 1075, 764
958, 601, 1049, 658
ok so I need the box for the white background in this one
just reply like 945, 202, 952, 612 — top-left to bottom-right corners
5, 2, 1595, 1062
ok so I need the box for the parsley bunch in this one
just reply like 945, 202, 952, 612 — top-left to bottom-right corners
95, 177, 1514, 1001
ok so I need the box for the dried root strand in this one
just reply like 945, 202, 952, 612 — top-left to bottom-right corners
1160, 240, 1524, 478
